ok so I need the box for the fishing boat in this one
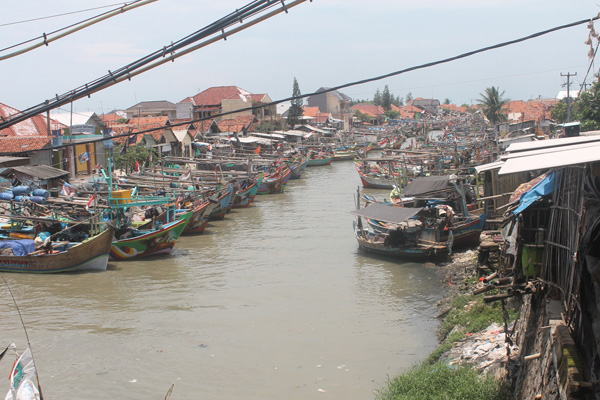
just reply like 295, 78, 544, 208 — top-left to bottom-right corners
182, 201, 215, 234
0, 224, 114, 273
257, 166, 292, 195
350, 203, 451, 260
208, 184, 235, 220
110, 213, 190, 260
289, 157, 309, 179
306, 155, 334, 166
232, 176, 262, 208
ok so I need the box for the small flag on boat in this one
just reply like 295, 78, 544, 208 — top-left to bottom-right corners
86, 194, 96, 211
135, 160, 140, 172
254, 146, 261, 154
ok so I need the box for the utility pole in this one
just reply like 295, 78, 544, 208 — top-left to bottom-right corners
561, 72, 577, 122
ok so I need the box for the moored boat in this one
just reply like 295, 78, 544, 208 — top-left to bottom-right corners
0, 225, 114, 273
110, 212, 191, 260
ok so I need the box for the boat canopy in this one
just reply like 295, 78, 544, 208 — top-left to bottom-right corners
349, 203, 423, 224
401, 175, 451, 196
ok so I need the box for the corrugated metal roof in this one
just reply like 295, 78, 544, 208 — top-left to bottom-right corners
498, 141, 600, 175
475, 161, 504, 173
0, 165, 69, 180
504, 134, 600, 153
501, 140, 600, 160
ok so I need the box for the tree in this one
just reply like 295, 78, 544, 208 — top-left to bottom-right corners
354, 110, 371, 123
405, 91, 413, 103
385, 109, 400, 119
478, 86, 509, 125
444, 98, 451, 105
373, 89, 382, 106
113, 142, 157, 173
287, 77, 304, 128
382, 85, 393, 111
572, 79, 600, 131
551, 101, 569, 124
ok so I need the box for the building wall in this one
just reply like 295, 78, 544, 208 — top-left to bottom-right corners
30, 149, 52, 167
221, 99, 252, 120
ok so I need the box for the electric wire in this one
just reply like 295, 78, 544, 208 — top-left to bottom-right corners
14, 13, 599, 153
0, 2, 135, 27
0, 0, 158, 61
0, 11, 596, 140
0, 0, 305, 130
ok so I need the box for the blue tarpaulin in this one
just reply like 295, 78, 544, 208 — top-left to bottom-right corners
0, 239, 35, 256
513, 171, 557, 215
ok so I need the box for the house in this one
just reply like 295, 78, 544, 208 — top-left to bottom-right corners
0, 102, 60, 168
350, 103, 386, 125
411, 98, 440, 114
306, 87, 353, 130
49, 110, 109, 176
178, 86, 275, 122
111, 116, 179, 158
123, 101, 177, 119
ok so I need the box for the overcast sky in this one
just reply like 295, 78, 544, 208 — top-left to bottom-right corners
1, 0, 598, 116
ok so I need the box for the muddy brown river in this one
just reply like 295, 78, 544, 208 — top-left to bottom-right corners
0, 159, 446, 399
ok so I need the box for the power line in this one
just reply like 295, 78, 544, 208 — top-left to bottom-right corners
0, 10, 597, 139
0, 2, 135, 27
0, 0, 157, 58
0, 0, 307, 130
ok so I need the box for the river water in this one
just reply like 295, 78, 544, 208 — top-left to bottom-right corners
0, 160, 446, 400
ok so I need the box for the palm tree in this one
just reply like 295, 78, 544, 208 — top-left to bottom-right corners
478, 86, 509, 125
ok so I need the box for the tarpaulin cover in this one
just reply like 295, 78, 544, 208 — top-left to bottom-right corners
349, 203, 423, 224
513, 171, 557, 215
401, 175, 450, 196
0, 239, 35, 256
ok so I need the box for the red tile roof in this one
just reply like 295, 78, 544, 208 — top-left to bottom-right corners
182, 86, 253, 107
0, 102, 53, 137
302, 106, 323, 117
351, 103, 386, 118
504, 100, 550, 122
217, 115, 256, 133
0, 136, 53, 154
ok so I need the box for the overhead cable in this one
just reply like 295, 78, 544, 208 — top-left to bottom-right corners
0, 0, 309, 130
40, 13, 600, 152
0, 0, 158, 60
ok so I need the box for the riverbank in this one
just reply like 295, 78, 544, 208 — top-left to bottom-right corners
375, 247, 517, 399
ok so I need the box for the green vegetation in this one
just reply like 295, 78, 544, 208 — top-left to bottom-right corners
375, 362, 509, 400
377, 290, 517, 399
113, 143, 157, 172
287, 77, 304, 128
478, 86, 509, 125
440, 293, 517, 339
573, 79, 600, 131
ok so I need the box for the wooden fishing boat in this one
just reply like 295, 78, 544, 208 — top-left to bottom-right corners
306, 155, 334, 166
182, 201, 215, 234
0, 225, 114, 273
208, 185, 235, 220
332, 148, 356, 161
257, 166, 292, 195
110, 212, 191, 260
232, 176, 262, 208
350, 203, 451, 260
289, 157, 309, 179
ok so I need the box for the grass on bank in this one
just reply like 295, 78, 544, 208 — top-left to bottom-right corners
375, 292, 519, 400
375, 362, 510, 400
